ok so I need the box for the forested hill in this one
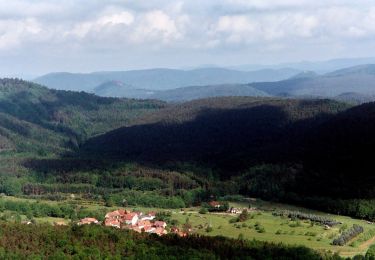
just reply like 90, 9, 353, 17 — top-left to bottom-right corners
80, 97, 349, 174
80, 96, 375, 202
0, 78, 165, 154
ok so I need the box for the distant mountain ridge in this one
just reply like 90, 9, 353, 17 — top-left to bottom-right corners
250, 64, 375, 98
230, 57, 375, 73
34, 63, 375, 104
33, 67, 300, 93
140, 64, 375, 102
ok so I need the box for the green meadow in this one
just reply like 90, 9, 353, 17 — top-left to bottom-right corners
1, 195, 375, 257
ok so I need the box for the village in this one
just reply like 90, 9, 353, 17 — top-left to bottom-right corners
76, 208, 187, 237
72, 201, 251, 237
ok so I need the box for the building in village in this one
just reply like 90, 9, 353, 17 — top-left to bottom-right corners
86, 209, 168, 236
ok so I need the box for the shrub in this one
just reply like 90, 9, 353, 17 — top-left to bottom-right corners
257, 226, 266, 233
206, 226, 213, 233
332, 224, 364, 246
229, 218, 238, 223
199, 208, 208, 214
238, 209, 249, 222
366, 244, 375, 259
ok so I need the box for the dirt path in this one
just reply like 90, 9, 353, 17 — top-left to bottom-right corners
358, 236, 375, 251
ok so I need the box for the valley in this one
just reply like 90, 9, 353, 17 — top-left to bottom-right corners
0, 195, 373, 257
1, 76, 375, 258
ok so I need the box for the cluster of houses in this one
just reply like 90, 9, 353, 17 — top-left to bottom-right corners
77, 209, 182, 236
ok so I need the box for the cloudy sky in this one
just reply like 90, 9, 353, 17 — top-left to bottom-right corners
1, 0, 375, 77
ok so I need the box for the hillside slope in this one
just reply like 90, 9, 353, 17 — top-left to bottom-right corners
79, 96, 375, 203
0, 78, 164, 154
148, 84, 270, 102
93, 80, 156, 98
81, 97, 349, 174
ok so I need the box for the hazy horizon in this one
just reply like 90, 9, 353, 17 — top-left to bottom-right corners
2, 1, 375, 78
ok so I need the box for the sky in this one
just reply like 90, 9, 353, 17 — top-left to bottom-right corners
1, 0, 375, 77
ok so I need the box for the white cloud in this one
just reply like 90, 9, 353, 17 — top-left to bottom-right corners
0, 18, 42, 49
69, 11, 135, 38
0, 0, 64, 17
1, 0, 375, 74
212, 13, 320, 45
97, 12, 135, 26
131, 10, 184, 43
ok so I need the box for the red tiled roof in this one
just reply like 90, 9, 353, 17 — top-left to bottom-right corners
124, 213, 137, 221
104, 219, 120, 227
144, 226, 155, 232
79, 217, 98, 224
154, 227, 167, 236
137, 220, 151, 227
105, 209, 128, 219
154, 221, 166, 227
209, 201, 221, 207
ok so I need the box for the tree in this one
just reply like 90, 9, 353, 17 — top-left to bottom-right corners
238, 209, 249, 222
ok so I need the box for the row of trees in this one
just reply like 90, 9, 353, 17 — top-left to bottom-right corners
272, 210, 340, 227
332, 224, 364, 246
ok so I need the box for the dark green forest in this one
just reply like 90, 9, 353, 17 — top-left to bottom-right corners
0, 78, 165, 154
79, 96, 375, 219
0, 222, 340, 259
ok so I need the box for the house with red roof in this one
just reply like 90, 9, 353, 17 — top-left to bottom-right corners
78, 217, 99, 225
154, 221, 167, 228
124, 212, 139, 226
137, 220, 152, 229
143, 226, 156, 233
209, 201, 222, 208
153, 227, 168, 236
105, 209, 127, 219
104, 218, 121, 228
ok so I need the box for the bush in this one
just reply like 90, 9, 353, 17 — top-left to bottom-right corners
257, 226, 266, 233
229, 218, 238, 223
238, 209, 249, 222
199, 208, 208, 214
366, 244, 375, 259
332, 224, 364, 246
254, 222, 265, 233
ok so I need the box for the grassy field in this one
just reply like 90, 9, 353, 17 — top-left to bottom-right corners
165, 200, 375, 257
1, 196, 375, 257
